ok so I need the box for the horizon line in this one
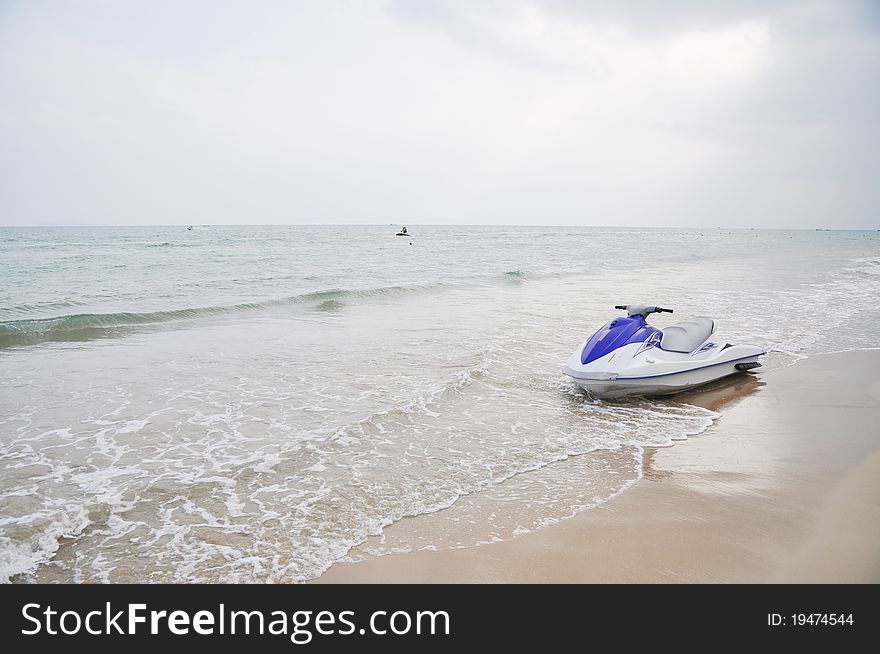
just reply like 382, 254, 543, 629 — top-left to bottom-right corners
1, 224, 878, 231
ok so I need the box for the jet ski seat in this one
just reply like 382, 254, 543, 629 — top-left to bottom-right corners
660, 317, 716, 353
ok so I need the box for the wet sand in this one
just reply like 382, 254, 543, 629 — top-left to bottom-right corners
317, 350, 880, 583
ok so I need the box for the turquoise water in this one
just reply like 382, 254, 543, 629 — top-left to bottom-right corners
1, 225, 878, 582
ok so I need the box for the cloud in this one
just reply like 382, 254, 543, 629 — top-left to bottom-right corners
0, 0, 877, 227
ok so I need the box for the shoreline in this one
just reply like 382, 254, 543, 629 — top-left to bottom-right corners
316, 350, 880, 583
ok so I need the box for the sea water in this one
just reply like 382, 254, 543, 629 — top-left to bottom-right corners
1, 225, 878, 582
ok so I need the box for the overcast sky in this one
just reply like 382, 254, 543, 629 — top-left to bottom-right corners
1, 0, 878, 227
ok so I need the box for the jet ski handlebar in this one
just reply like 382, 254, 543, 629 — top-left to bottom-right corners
615, 305, 674, 317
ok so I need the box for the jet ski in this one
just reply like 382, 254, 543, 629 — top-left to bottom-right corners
396, 226, 409, 236
562, 305, 763, 398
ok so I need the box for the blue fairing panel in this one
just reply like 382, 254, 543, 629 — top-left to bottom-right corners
581, 316, 661, 364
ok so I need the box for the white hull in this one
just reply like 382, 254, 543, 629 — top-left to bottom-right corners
563, 337, 764, 399
568, 354, 762, 399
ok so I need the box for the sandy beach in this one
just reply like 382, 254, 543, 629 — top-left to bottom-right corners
317, 350, 880, 583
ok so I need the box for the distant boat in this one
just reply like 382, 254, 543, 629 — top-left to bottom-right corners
396, 226, 409, 236
186, 225, 193, 231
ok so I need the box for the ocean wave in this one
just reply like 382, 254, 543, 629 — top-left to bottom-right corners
329, 359, 489, 444
0, 356, 722, 584
335, 389, 719, 570
0, 284, 441, 347
0, 503, 91, 584
0, 265, 571, 347
0, 300, 89, 315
